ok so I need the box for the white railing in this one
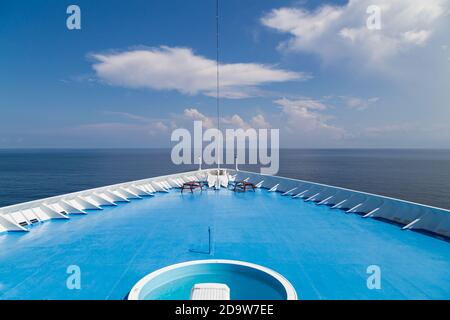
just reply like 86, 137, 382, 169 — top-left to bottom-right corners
1, 168, 449, 239
232, 170, 450, 239
0, 169, 208, 233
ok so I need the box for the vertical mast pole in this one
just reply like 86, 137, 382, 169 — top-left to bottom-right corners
216, 0, 220, 171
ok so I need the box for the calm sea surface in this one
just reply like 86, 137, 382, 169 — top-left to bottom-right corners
0, 149, 449, 209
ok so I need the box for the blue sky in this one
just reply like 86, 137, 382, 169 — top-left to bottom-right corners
1, 0, 449, 148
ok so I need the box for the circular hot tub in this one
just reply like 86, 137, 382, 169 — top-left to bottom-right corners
128, 260, 297, 300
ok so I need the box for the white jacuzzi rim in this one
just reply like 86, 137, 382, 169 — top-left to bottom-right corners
128, 259, 298, 300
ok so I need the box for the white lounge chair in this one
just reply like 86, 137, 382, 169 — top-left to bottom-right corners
190, 283, 230, 300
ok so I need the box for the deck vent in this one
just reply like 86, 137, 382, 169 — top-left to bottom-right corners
30, 218, 39, 224
18, 221, 28, 227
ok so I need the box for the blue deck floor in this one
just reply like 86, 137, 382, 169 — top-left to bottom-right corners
0, 188, 449, 299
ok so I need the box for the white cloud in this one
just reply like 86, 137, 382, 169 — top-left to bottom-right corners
339, 96, 379, 110
107, 111, 170, 134
221, 114, 250, 129
363, 123, 415, 137
181, 108, 271, 130
153, 121, 169, 132
79, 108, 272, 139
104, 111, 155, 123
74, 122, 151, 135
261, 0, 449, 64
250, 114, 271, 128
78, 111, 170, 136
402, 30, 431, 45
91, 46, 304, 99
274, 98, 345, 138
183, 108, 216, 129
274, 97, 328, 111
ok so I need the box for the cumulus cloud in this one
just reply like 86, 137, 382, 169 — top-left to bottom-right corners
221, 114, 250, 129
153, 121, 169, 132
274, 98, 345, 138
91, 46, 305, 98
250, 114, 271, 129
221, 113, 272, 129
182, 108, 271, 130
261, 0, 449, 65
183, 108, 216, 129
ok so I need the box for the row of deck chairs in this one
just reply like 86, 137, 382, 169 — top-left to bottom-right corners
180, 173, 256, 193
181, 180, 256, 193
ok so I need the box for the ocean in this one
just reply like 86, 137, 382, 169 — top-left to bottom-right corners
0, 149, 449, 209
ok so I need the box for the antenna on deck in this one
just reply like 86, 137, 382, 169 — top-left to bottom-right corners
189, 227, 212, 255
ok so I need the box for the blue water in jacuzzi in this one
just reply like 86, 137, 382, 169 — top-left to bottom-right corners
138, 263, 288, 300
